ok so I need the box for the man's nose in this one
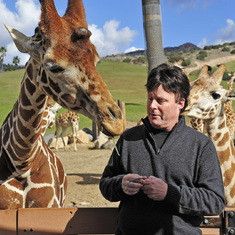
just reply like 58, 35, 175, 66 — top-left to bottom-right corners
150, 100, 158, 109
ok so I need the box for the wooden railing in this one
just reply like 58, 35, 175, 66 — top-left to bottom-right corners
0, 206, 234, 234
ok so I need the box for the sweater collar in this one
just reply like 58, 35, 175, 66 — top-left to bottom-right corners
142, 115, 185, 134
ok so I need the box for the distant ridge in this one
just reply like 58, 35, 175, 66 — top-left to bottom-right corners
164, 42, 200, 53
103, 42, 201, 59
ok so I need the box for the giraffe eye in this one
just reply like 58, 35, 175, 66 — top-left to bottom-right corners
50, 65, 64, 73
46, 62, 64, 73
212, 92, 221, 100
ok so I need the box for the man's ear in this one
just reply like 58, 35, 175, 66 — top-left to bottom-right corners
177, 98, 185, 110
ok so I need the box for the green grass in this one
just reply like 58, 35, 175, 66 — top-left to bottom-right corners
98, 60, 148, 121
0, 59, 234, 135
0, 69, 23, 125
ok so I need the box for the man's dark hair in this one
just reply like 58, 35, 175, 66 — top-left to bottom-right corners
145, 63, 190, 113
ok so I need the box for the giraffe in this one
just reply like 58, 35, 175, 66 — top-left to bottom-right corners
55, 111, 80, 152
189, 69, 235, 137
0, 0, 124, 209
186, 64, 235, 206
41, 97, 61, 136
173, 59, 207, 133
225, 71, 235, 140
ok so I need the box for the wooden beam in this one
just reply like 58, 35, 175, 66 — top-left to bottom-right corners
18, 207, 118, 235
0, 207, 233, 234
0, 209, 17, 235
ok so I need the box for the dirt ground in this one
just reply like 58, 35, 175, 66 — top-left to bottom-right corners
56, 143, 120, 208
55, 121, 137, 208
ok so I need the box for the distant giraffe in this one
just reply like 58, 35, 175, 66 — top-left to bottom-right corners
187, 64, 235, 206
41, 97, 61, 136
0, 0, 124, 209
55, 111, 80, 151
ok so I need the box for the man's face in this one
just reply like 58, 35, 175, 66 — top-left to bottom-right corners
147, 84, 185, 131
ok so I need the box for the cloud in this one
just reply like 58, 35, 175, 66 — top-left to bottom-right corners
89, 20, 138, 57
0, 0, 40, 64
197, 38, 207, 49
212, 19, 235, 45
124, 47, 144, 53
197, 19, 235, 49
1, 1, 137, 65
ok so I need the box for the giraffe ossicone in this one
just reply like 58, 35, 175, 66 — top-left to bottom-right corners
0, 0, 124, 209
187, 64, 235, 206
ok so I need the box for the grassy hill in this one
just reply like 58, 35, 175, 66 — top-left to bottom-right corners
0, 60, 148, 134
0, 59, 234, 135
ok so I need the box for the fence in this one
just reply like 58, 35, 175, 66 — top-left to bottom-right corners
0, 206, 235, 234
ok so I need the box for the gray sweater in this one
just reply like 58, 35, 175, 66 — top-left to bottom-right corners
99, 116, 225, 235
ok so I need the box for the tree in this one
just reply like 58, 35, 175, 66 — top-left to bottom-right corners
142, 0, 164, 73
0, 46, 7, 72
13, 56, 20, 68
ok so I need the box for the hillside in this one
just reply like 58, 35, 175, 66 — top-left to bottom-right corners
102, 42, 235, 74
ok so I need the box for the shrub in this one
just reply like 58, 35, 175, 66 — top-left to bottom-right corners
196, 51, 207, 60
5, 64, 15, 71
182, 59, 191, 66
231, 49, 235, 54
196, 54, 205, 60
132, 57, 146, 65
167, 52, 184, 63
222, 46, 230, 52
203, 45, 222, 50
199, 50, 207, 56
222, 71, 230, 81
123, 58, 131, 63
137, 56, 146, 64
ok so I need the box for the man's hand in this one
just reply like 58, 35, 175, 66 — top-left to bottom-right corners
142, 176, 168, 201
122, 174, 147, 195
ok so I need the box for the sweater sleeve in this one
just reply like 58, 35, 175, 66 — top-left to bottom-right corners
99, 135, 128, 202
164, 141, 225, 216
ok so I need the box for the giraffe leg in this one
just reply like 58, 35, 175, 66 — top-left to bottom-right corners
60, 127, 67, 151
55, 124, 61, 151
72, 123, 78, 152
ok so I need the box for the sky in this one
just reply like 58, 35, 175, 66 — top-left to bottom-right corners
0, 0, 235, 65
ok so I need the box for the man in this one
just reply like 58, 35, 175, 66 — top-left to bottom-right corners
99, 63, 225, 235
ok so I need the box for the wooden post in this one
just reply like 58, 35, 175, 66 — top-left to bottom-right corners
117, 100, 126, 131
92, 121, 99, 141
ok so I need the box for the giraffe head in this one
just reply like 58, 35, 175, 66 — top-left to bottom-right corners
4, 0, 124, 136
187, 64, 235, 120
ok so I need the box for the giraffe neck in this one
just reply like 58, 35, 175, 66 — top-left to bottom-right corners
205, 110, 235, 206
205, 111, 232, 152
224, 101, 235, 137
1, 59, 47, 168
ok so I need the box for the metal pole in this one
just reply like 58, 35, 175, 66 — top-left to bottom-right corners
142, 0, 165, 74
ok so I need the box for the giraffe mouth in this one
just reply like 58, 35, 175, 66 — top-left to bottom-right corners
97, 122, 113, 137
100, 126, 113, 137
97, 120, 124, 137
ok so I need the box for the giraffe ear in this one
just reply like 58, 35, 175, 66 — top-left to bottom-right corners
4, 24, 28, 53
4, 24, 41, 59
227, 89, 235, 101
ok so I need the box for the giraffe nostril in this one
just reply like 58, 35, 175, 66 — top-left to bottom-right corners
108, 107, 117, 120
